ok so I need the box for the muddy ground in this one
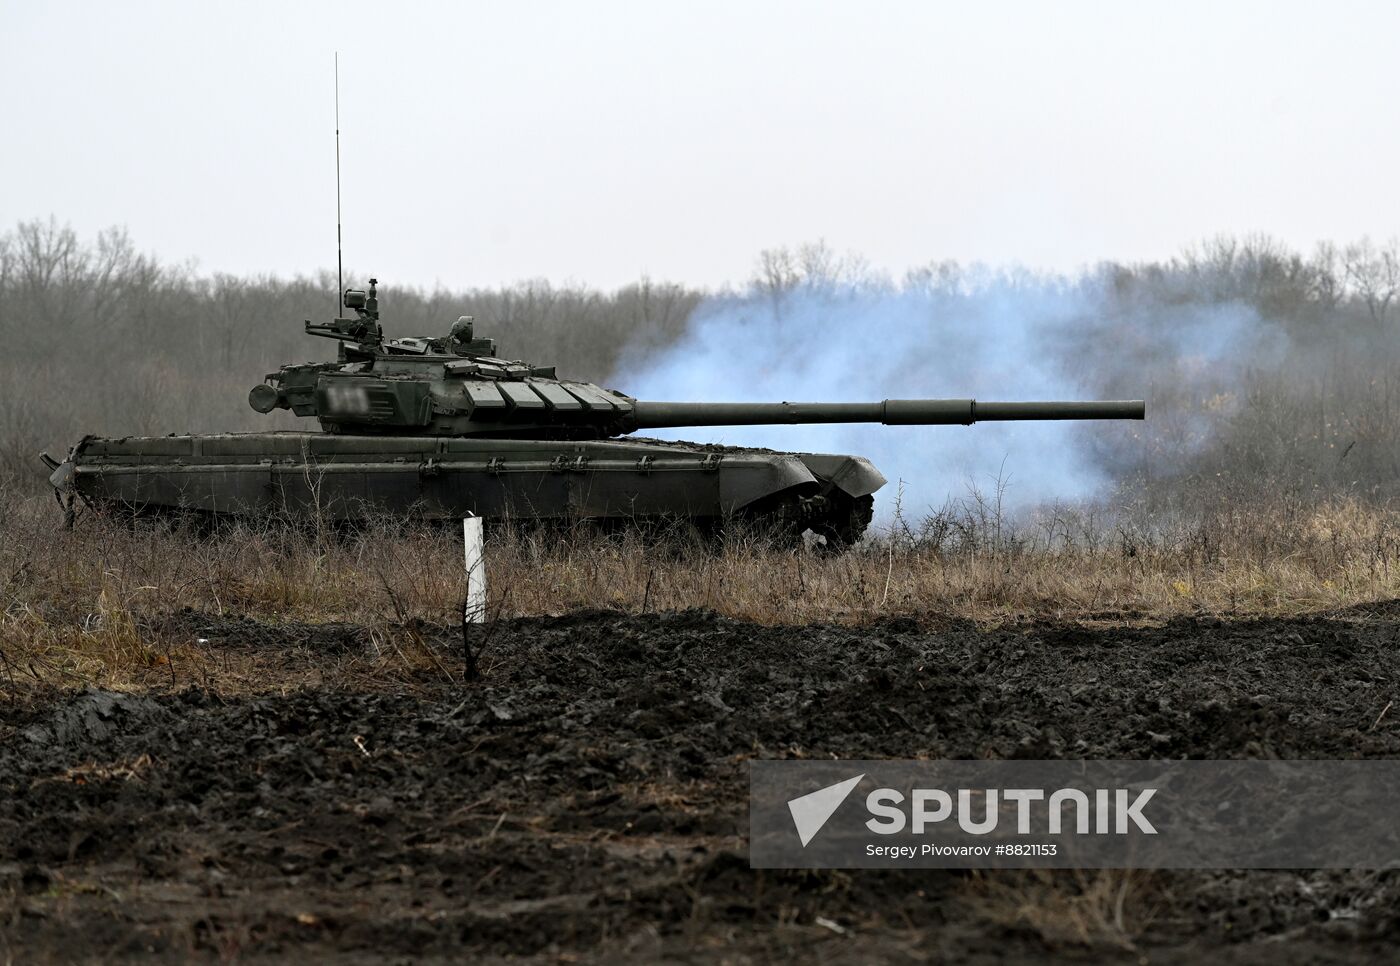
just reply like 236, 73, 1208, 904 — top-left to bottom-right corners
3, 606, 1400, 962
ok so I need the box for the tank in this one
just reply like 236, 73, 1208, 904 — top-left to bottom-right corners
43, 279, 1145, 546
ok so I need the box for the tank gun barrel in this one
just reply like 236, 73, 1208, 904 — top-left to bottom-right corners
628, 398, 1145, 430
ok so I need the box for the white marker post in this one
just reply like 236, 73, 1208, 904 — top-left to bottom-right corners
463, 515, 486, 624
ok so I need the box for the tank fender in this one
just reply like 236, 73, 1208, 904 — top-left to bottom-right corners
795, 453, 887, 499
44, 457, 75, 491
42, 435, 93, 492
718, 454, 821, 512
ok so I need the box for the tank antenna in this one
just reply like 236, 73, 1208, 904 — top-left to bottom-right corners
334, 51, 344, 314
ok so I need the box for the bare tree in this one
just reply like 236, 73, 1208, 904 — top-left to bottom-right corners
1343, 237, 1400, 326
14, 218, 88, 329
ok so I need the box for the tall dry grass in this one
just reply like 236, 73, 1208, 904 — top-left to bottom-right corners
4, 481, 1400, 693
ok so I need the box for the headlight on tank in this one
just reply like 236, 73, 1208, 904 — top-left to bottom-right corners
248, 383, 284, 413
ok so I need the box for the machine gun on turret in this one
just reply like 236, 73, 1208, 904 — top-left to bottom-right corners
304, 277, 384, 355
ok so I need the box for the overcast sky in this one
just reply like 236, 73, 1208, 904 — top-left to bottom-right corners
6, 0, 1397, 289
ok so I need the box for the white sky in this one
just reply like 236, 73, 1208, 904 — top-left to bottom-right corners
5, 0, 1398, 289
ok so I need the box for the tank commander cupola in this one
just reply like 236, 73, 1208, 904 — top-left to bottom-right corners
448, 314, 496, 357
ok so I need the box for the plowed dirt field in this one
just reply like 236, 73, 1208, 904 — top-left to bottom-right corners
4, 607, 1400, 962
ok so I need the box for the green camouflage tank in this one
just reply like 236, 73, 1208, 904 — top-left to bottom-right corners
45, 279, 1145, 546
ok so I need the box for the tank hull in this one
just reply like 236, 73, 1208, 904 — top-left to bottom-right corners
50, 432, 885, 539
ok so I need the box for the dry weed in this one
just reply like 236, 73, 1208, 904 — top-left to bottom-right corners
5, 486, 1400, 693
959, 868, 1158, 951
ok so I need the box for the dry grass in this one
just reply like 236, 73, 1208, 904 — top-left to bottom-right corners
5, 484, 1400, 693
958, 869, 1159, 951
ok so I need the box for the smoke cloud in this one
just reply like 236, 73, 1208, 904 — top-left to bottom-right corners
616, 258, 1285, 522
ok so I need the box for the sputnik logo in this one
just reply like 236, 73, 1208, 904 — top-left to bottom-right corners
787, 774, 864, 846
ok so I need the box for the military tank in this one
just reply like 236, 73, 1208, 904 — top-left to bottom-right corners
43, 279, 1145, 546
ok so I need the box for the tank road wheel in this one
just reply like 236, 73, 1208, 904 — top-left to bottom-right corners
737, 490, 874, 553
806, 493, 875, 553
725, 489, 807, 550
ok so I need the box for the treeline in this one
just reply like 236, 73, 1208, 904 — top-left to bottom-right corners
1074, 235, 1400, 513
3, 219, 1400, 517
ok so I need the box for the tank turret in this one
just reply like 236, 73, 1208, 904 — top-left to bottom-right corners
247, 281, 1144, 440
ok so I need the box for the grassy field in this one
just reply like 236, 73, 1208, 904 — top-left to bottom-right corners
6, 484, 1400, 695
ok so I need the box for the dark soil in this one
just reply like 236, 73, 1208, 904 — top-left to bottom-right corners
4, 607, 1400, 962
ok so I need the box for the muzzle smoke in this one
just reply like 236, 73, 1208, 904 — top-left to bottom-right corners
617, 259, 1283, 523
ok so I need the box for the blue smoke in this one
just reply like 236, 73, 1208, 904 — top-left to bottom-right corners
616, 262, 1275, 523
